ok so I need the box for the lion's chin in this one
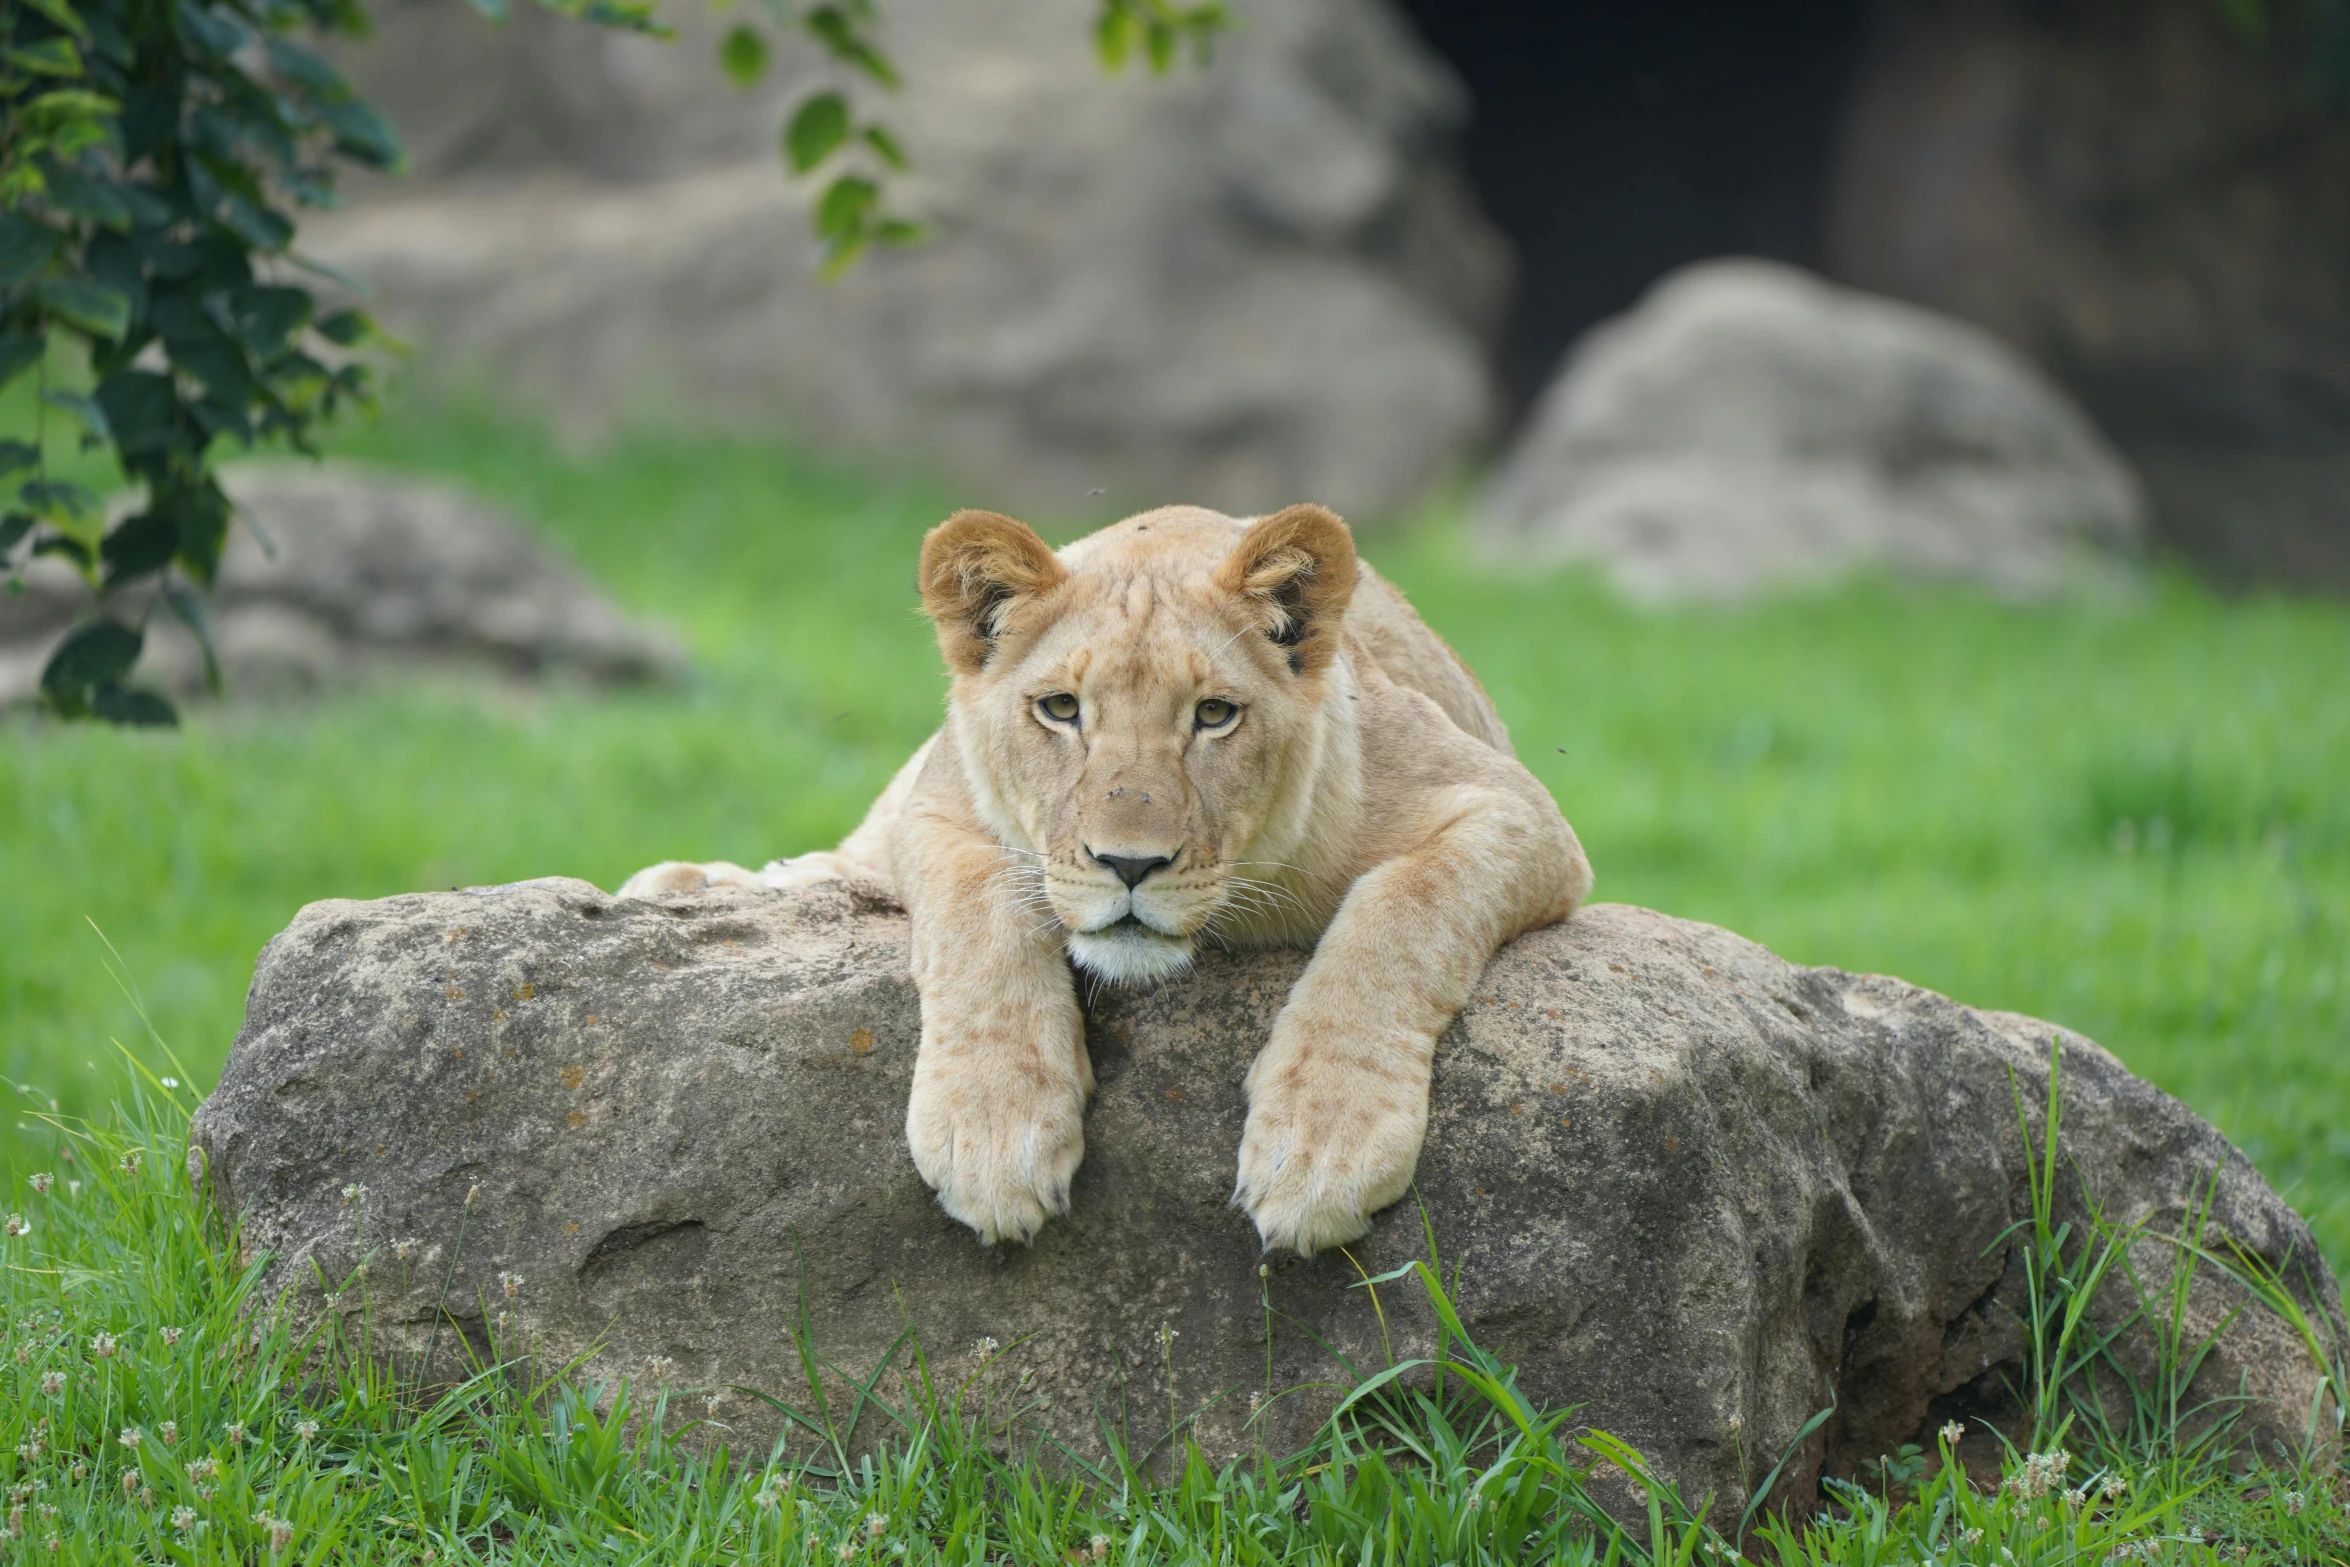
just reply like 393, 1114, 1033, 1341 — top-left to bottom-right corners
1067, 924, 1196, 986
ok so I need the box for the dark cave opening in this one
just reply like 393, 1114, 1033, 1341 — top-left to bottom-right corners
1394, 0, 1875, 416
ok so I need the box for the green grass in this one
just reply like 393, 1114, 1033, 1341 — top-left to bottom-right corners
4, 405, 2347, 1269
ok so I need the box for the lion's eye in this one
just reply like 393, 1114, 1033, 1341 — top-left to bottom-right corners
1038, 692, 1080, 723
1195, 698, 1237, 730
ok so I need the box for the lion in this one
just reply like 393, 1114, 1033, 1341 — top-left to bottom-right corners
619, 503, 1593, 1254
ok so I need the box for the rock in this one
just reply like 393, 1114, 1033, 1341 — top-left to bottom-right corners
307, 0, 1507, 522
192, 879, 2343, 1511
1475, 260, 2147, 601
0, 463, 683, 707
1827, 0, 2350, 592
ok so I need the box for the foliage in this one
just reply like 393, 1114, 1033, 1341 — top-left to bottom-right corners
2, 1034, 2345, 1562
0, 0, 1222, 728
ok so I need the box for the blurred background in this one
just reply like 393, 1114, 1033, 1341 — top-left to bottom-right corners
3, 0, 2346, 1265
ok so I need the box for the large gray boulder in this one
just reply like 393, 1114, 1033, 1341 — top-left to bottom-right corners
310, 0, 1507, 522
192, 879, 2343, 1510
0, 463, 682, 707
1477, 260, 2147, 601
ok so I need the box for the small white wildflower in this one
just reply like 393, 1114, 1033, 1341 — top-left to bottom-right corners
3, 1506, 18, 1542
121, 1472, 139, 1498
38, 1371, 62, 1397
90, 1330, 118, 1359
64, 1181, 79, 1198
117, 1426, 143, 1450
1960, 1527, 1983, 1547
160, 1077, 179, 1089
866, 1512, 888, 1538
499, 1271, 523, 1301
160, 1326, 182, 1348
225, 1422, 246, 1446
495, 1309, 511, 1335
1727, 1413, 1743, 1435
340, 1182, 365, 1204
464, 1183, 481, 1209
2, 1214, 27, 1239
2102, 1473, 2127, 1501
27, 1175, 49, 1195
170, 1505, 195, 1531
836, 1546, 856, 1562
117, 1152, 141, 1177
1246, 1390, 1263, 1414
974, 1335, 999, 1358
293, 1418, 319, 1441
704, 1390, 727, 1418
1089, 1535, 1110, 1562
645, 1355, 676, 1383
755, 1488, 777, 1513
1941, 1420, 1966, 1445
2281, 1490, 2306, 1518
392, 1238, 418, 1263
187, 1459, 219, 1482
261, 1512, 294, 1552
158, 1420, 177, 1446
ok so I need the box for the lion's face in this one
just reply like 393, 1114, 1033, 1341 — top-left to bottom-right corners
920, 504, 1358, 985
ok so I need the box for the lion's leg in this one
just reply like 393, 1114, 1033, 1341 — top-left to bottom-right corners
896, 802, 1090, 1246
1233, 783, 1591, 1255
615, 860, 766, 898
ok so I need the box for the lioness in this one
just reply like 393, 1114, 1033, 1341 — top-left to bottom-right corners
620, 504, 1592, 1253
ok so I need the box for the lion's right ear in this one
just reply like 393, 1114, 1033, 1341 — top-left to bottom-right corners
918, 509, 1069, 675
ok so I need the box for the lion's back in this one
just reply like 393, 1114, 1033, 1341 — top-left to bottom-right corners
1345, 564, 1513, 754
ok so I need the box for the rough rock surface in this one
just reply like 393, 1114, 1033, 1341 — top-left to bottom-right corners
0, 464, 681, 705
310, 0, 1507, 521
1828, 0, 2350, 592
1476, 260, 2147, 602
193, 880, 2343, 1511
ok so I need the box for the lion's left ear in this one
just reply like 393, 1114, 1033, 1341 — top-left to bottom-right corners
1213, 503, 1357, 677
919, 509, 1070, 675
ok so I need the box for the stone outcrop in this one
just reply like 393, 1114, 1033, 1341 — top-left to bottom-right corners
1477, 260, 2146, 601
192, 879, 2343, 1513
0, 463, 681, 706
1829, 0, 2350, 591
310, 0, 1507, 522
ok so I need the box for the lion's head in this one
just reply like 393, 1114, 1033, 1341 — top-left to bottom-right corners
917, 503, 1358, 985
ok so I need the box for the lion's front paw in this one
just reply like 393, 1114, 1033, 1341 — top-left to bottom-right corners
615, 860, 762, 899
906, 1052, 1087, 1246
1234, 1039, 1431, 1256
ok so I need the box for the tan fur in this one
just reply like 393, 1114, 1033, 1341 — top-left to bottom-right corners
619, 503, 1593, 1253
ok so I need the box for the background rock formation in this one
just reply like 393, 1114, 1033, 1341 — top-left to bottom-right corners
0, 465, 681, 706
1478, 260, 2145, 600
317, 0, 1507, 522
193, 881, 2343, 1513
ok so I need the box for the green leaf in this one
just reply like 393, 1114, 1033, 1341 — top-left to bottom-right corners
162, 581, 221, 694
18, 477, 102, 533
313, 97, 404, 171
875, 217, 924, 247
94, 370, 181, 460
0, 217, 62, 289
0, 331, 46, 389
5, 37, 84, 76
173, 0, 249, 59
0, 513, 32, 554
786, 92, 852, 174
0, 440, 37, 477
217, 195, 295, 253
719, 23, 770, 88
264, 36, 348, 93
101, 508, 177, 582
20, 0, 91, 41
40, 163, 136, 230
91, 683, 176, 726
314, 307, 373, 346
805, 7, 900, 86
226, 284, 312, 354
1095, 6, 1135, 69
37, 278, 131, 340
861, 123, 909, 171
815, 174, 878, 241
41, 619, 143, 699
23, 88, 118, 125
42, 388, 111, 444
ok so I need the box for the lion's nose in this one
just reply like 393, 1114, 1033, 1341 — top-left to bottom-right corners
1088, 848, 1175, 888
